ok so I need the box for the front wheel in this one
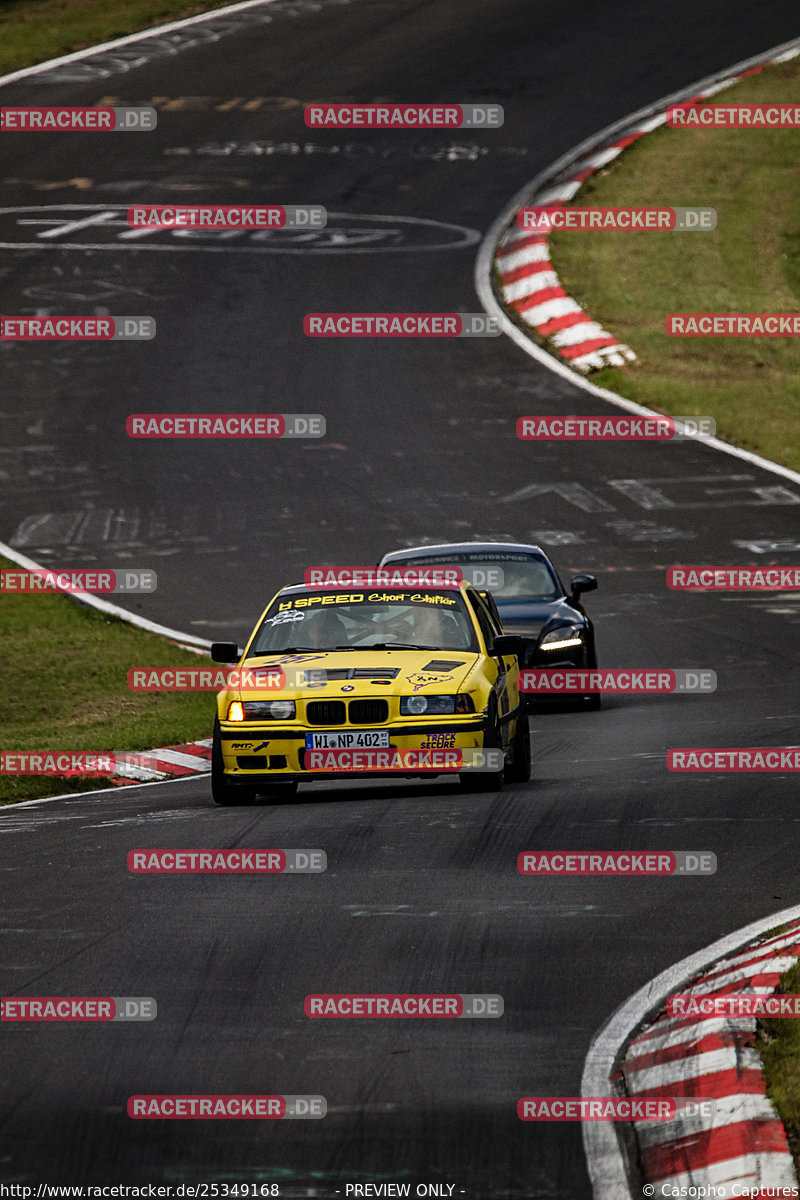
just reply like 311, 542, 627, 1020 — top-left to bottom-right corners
211, 719, 255, 806
460, 701, 505, 792
505, 708, 532, 783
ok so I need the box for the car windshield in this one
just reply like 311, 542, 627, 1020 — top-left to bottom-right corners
384, 555, 562, 600
249, 590, 479, 654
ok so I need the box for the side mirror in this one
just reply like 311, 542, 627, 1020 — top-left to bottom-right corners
211, 642, 240, 663
570, 574, 598, 600
493, 634, 523, 659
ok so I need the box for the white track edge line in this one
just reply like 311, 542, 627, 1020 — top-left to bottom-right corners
0, 771, 202, 811
0, 0, 298, 89
0, 539, 212, 648
474, 35, 800, 490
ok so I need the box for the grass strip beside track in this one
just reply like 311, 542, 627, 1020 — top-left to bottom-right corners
0, 0, 229, 76
759, 956, 800, 1172
0, 556, 214, 804
548, 59, 800, 472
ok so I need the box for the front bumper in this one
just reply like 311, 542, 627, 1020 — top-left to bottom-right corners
219, 717, 486, 784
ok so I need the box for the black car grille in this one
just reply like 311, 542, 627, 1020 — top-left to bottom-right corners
348, 699, 389, 724
305, 667, 400, 681
236, 755, 269, 769
306, 700, 346, 725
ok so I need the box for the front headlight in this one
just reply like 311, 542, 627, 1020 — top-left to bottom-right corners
540, 624, 584, 651
227, 700, 296, 721
400, 694, 474, 715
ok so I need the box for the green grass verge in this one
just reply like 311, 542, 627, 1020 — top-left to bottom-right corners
548, 58, 800, 472
0, 0, 228, 76
0, 556, 215, 805
758, 953, 800, 1169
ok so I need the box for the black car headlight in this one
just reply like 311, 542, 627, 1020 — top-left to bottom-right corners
539, 624, 584, 651
400, 694, 475, 716
227, 700, 296, 721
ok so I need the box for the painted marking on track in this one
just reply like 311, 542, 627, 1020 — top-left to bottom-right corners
0, 207, 480, 254
501, 482, 615, 511
609, 475, 800, 509
603, 520, 695, 542
97, 94, 304, 111
4, 177, 252, 193
163, 140, 525, 161
732, 538, 800, 554
529, 529, 586, 545
505, 475, 800, 512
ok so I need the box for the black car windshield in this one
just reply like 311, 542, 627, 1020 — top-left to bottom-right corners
385, 555, 562, 601
249, 590, 479, 654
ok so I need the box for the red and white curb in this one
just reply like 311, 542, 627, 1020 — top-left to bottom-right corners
109, 740, 212, 784
582, 904, 800, 1200
619, 920, 800, 1197
495, 197, 636, 374
492, 42, 800, 374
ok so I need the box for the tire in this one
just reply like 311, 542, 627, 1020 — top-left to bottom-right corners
460, 700, 505, 792
211, 719, 256, 806
582, 642, 602, 711
505, 708, 532, 783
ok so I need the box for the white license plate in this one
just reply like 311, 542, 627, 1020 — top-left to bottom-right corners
306, 730, 390, 749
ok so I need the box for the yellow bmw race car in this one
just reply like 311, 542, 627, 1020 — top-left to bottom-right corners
209, 582, 531, 804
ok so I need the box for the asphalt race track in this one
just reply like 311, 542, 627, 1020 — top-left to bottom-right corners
2, 0, 800, 1195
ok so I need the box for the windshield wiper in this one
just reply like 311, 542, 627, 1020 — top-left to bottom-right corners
252, 646, 318, 655
354, 642, 438, 651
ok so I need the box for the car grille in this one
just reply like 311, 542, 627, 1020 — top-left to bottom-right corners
304, 667, 400, 681
306, 700, 346, 725
348, 699, 389, 724
236, 755, 269, 769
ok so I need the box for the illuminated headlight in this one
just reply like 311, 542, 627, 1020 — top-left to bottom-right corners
227, 700, 296, 721
540, 625, 584, 651
400, 694, 474, 715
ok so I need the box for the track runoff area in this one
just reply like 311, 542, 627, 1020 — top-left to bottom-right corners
4, 1, 800, 1199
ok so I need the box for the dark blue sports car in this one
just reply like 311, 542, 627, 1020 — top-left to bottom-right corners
378, 541, 599, 708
